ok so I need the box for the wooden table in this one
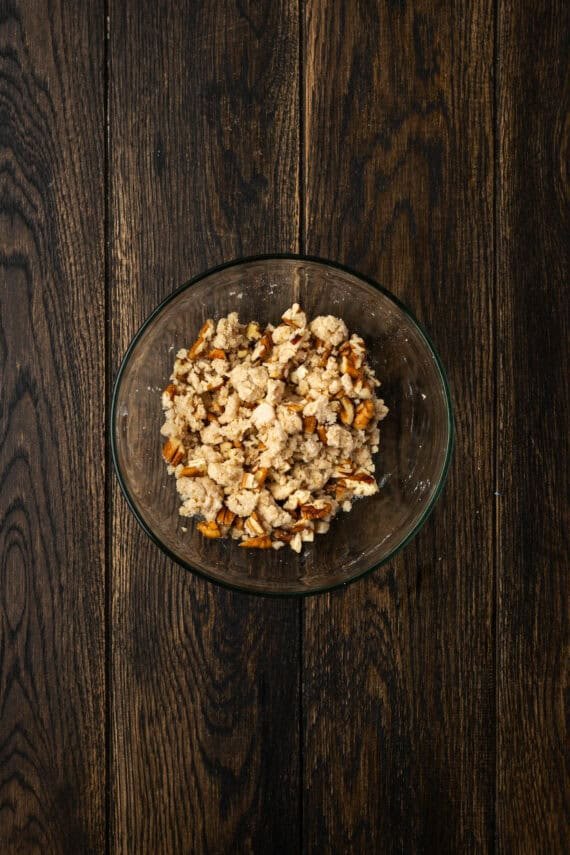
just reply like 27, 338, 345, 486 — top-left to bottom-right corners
1, 1, 568, 852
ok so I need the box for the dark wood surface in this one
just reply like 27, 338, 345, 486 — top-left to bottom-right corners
0, 1, 567, 853
497, 2, 569, 851
109, 2, 300, 852
303, 1, 496, 851
0, 2, 106, 853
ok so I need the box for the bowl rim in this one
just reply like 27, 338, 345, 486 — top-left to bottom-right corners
110, 253, 454, 597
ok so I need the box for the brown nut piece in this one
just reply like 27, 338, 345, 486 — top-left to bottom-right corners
188, 339, 206, 359
216, 508, 236, 527
198, 320, 214, 338
179, 465, 205, 477
330, 480, 350, 500
163, 383, 178, 399
245, 514, 264, 536
162, 438, 185, 465
340, 346, 362, 379
259, 332, 273, 360
246, 321, 262, 340
343, 471, 376, 484
251, 332, 273, 362
187, 320, 214, 359
317, 425, 328, 444
339, 396, 355, 426
354, 400, 375, 429
206, 348, 227, 360
300, 503, 332, 520
197, 520, 222, 539
272, 528, 294, 543
239, 535, 273, 549
254, 467, 269, 487
303, 415, 317, 434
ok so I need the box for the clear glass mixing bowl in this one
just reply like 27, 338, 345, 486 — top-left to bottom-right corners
111, 256, 453, 595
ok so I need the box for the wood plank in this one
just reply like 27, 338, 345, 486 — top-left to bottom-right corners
0, 2, 105, 853
303, 1, 495, 851
497, 2, 569, 851
109, 2, 300, 852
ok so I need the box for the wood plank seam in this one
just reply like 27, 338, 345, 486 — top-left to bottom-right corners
493, 0, 499, 850
104, 0, 112, 852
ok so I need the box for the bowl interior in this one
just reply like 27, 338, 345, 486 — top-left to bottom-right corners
112, 258, 452, 594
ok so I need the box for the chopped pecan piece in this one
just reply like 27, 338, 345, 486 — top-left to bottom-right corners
188, 337, 207, 360
246, 321, 262, 340
330, 480, 350, 500
207, 348, 227, 360
198, 320, 214, 338
216, 508, 236, 527
354, 400, 375, 429
239, 535, 272, 549
197, 520, 221, 538
254, 467, 268, 487
300, 503, 332, 520
339, 397, 355, 426
343, 472, 376, 484
163, 383, 178, 399
245, 513, 264, 536
178, 465, 205, 477
187, 320, 214, 359
303, 415, 317, 434
251, 332, 273, 362
162, 438, 185, 465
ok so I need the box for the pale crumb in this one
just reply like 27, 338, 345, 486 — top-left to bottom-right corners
160, 304, 389, 551
290, 532, 303, 553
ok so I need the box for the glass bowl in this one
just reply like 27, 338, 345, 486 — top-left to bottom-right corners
111, 256, 453, 595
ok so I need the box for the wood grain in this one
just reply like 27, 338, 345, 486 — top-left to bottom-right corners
109, 1, 301, 852
0, 1, 105, 853
497, 1, 569, 851
302, 1, 495, 851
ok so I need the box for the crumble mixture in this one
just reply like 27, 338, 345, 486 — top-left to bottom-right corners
160, 304, 388, 552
